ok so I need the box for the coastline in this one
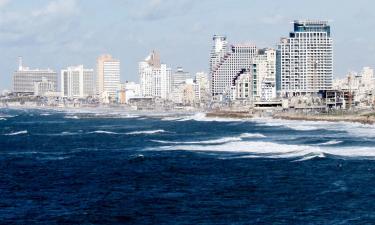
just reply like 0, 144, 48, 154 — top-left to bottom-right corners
272, 113, 375, 125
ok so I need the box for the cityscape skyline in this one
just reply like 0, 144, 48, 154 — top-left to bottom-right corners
1, 0, 375, 91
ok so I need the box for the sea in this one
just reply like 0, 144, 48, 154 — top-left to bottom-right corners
1, 107, 375, 224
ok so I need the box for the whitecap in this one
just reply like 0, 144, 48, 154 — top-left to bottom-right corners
316, 140, 343, 146
5, 130, 28, 136
88, 130, 119, 135
148, 139, 375, 160
239, 133, 266, 138
0, 118, 6, 121
152, 137, 242, 145
126, 129, 166, 135
64, 115, 80, 119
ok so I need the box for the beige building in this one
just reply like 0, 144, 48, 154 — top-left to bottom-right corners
96, 54, 120, 101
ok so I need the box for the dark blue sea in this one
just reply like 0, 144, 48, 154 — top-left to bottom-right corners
1, 108, 375, 224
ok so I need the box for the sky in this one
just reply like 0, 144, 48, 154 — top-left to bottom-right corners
1, 0, 375, 90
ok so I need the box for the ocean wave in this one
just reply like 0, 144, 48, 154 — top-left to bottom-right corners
152, 133, 266, 145
254, 117, 375, 138
294, 152, 327, 162
88, 130, 119, 135
161, 113, 245, 122
149, 138, 375, 160
152, 137, 242, 145
126, 129, 166, 135
4, 130, 28, 136
239, 133, 266, 138
64, 115, 80, 119
0, 118, 6, 121
316, 140, 343, 146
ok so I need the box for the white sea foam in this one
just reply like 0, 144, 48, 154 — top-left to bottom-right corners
239, 133, 266, 138
153, 137, 242, 145
5, 130, 28, 136
88, 130, 119, 135
316, 140, 343, 146
254, 117, 375, 138
161, 113, 245, 122
149, 138, 375, 160
0, 118, 6, 121
126, 129, 166, 135
64, 115, 80, 119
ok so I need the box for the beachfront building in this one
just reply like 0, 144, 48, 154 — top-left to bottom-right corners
252, 48, 277, 101
195, 72, 210, 103
33, 77, 56, 96
96, 54, 121, 101
61, 65, 95, 98
209, 35, 257, 100
139, 51, 172, 99
232, 69, 254, 104
277, 20, 333, 97
13, 57, 57, 94
172, 67, 193, 91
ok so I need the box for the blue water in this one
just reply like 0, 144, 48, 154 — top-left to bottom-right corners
1, 108, 375, 224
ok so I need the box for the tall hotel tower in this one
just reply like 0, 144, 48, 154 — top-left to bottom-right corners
13, 57, 57, 94
96, 54, 120, 99
139, 51, 172, 99
277, 20, 333, 96
209, 35, 257, 98
61, 65, 95, 98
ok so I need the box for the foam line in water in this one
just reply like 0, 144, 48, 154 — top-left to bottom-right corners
4, 130, 28, 136
150, 139, 375, 160
126, 129, 166, 135
88, 130, 119, 135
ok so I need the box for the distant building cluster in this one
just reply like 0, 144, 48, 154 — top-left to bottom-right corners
6, 20, 375, 111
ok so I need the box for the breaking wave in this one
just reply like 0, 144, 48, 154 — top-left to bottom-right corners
88, 130, 119, 135
5, 130, 28, 136
149, 138, 375, 161
152, 133, 266, 145
127, 129, 166, 135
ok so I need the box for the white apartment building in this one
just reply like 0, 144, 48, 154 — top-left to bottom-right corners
139, 51, 172, 99
96, 54, 120, 100
277, 20, 333, 96
172, 67, 192, 90
252, 48, 276, 101
61, 65, 95, 98
232, 69, 253, 101
13, 58, 57, 94
34, 77, 55, 96
209, 36, 257, 98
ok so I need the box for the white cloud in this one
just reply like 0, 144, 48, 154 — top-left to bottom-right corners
32, 0, 78, 17
0, 0, 80, 47
0, 0, 10, 8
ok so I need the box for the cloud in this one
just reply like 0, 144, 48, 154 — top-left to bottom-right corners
0, 0, 10, 8
32, 0, 78, 17
0, 0, 80, 47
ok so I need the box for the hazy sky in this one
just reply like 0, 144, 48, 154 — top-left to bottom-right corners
1, 0, 375, 90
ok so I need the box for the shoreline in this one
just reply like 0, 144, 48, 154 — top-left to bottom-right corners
272, 113, 375, 125
2, 105, 375, 125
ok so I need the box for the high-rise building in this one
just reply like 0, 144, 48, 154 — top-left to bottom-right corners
13, 57, 57, 94
172, 67, 192, 90
96, 54, 120, 100
252, 48, 277, 101
34, 77, 55, 96
277, 20, 333, 96
139, 51, 172, 99
209, 36, 257, 98
61, 65, 95, 98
